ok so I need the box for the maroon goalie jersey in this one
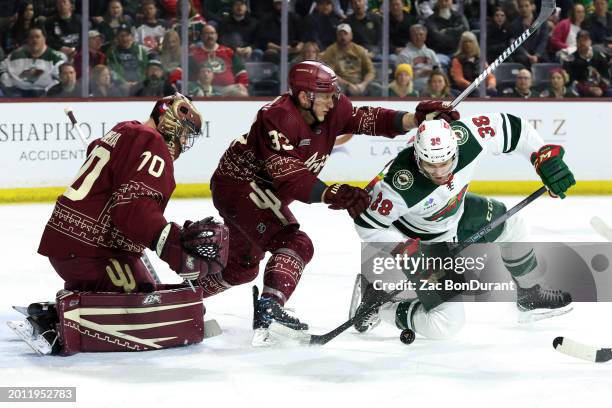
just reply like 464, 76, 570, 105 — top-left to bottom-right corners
213, 93, 406, 202
38, 121, 175, 259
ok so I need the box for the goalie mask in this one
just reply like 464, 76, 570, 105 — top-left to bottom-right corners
414, 119, 459, 185
151, 93, 203, 160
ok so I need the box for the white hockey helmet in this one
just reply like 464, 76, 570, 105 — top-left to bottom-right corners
414, 119, 458, 181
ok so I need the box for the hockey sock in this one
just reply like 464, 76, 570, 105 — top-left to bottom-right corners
199, 273, 233, 298
501, 245, 544, 288
262, 249, 305, 306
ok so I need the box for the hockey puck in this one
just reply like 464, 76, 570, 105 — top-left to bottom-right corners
400, 328, 415, 345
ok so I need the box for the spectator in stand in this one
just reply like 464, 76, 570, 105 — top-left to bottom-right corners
292, 41, 321, 64
130, 59, 176, 96
502, 68, 536, 98
539, 68, 579, 98
0, 0, 17, 35
202, 0, 234, 23
134, 0, 168, 53
189, 24, 249, 96
389, 0, 418, 56
388, 63, 419, 97
0, 26, 65, 97
549, 3, 586, 58
3, 1, 36, 55
584, 0, 612, 52
321, 23, 379, 96
303, 0, 341, 51
90, 64, 124, 97
487, 6, 512, 64
509, 0, 550, 66
397, 24, 441, 93
218, 0, 259, 62
105, 23, 149, 94
32, 0, 56, 22
44, 0, 81, 59
295, 0, 349, 19
255, 0, 304, 64
345, 0, 382, 59
46, 61, 81, 97
189, 65, 221, 96
424, 0, 469, 58
96, 0, 134, 49
422, 69, 452, 98
564, 29, 611, 97
73, 30, 107, 78
160, 30, 181, 73
450, 31, 497, 96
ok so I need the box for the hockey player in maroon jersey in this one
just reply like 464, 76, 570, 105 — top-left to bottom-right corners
9, 93, 230, 355
198, 60, 459, 345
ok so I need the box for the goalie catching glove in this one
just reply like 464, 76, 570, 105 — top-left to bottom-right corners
154, 217, 229, 281
323, 183, 370, 218
531, 145, 575, 199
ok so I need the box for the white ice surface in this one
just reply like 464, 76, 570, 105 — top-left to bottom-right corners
1, 196, 612, 408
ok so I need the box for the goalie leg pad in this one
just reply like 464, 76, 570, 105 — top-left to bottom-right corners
56, 287, 205, 356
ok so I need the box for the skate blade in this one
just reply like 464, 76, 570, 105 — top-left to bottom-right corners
12, 305, 28, 316
6, 320, 52, 355
251, 328, 276, 347
518, 305, 573, 323
203, 319, 222, 339
348, 274, 363, 320
268, 322, 312, 345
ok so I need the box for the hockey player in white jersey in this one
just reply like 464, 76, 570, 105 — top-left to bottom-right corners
352, 113, 576, 340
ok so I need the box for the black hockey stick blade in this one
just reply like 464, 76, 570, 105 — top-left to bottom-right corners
553, 336, 612, 363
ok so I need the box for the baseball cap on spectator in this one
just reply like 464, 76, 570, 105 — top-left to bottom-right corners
148, 59, 163, 68
88, 30, 104, 39
117, 23, 133, 34
337, 23, 352, 34
395, 63, 413, 78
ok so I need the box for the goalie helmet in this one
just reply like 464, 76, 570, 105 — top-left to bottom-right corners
151, 93, 203, 159
413, 119, 458, 182
289, 60, 339, 100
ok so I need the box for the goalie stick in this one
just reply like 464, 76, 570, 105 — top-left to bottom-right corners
270, 186, 548, 345
553, 336, 612, 363
64, 107, 163, 285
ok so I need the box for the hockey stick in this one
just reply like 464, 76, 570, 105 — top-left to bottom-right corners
64, 107, 162, 285
553, 336, 612, 363
549, 216, 612, 362
270, 186, 548, 345
590, 216, 612, 241
449, 0, 556, 108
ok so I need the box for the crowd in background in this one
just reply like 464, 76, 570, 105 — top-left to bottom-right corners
0, 0, 610, 98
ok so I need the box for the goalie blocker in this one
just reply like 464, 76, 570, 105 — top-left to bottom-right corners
54, 287, 205, 356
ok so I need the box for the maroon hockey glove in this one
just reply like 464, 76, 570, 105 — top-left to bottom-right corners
414, 100, 460, 125
154, 218, 229, 282
323, 183, 370, 218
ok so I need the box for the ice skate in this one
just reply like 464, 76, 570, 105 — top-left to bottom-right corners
516, 284, 573, 323
251, 286, 308, 346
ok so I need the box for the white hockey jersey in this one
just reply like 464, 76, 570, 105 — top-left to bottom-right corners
355, 113, 546, 242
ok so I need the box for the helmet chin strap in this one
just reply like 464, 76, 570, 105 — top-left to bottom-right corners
306, 92, 322, 124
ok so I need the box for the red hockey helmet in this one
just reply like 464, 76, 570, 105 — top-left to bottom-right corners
289, 60, 339, 99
